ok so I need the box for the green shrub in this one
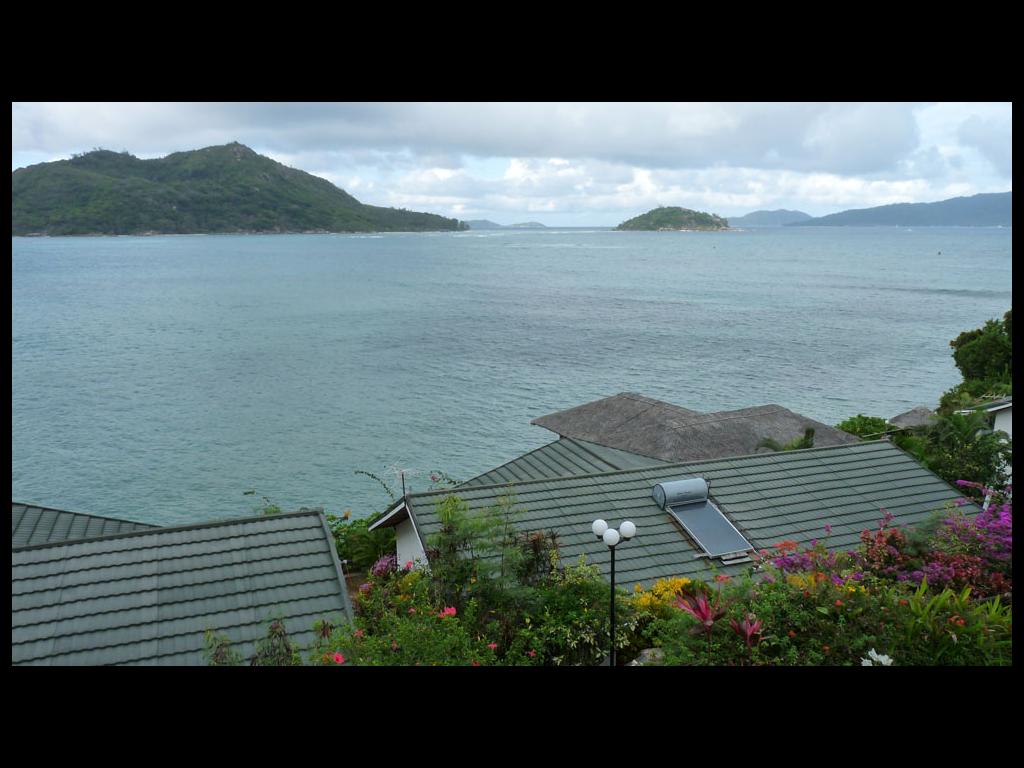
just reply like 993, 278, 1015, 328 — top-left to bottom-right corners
836, 414, 891, 439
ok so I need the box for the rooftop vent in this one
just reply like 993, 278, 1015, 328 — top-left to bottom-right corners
652, 477, 753, 561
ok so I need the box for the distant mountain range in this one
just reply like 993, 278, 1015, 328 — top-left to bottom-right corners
727, 209, 812, 227
465, 220, 548, 229
616, 206, 729, 231
11, 142, 467, 236
790, 192, 1011, 227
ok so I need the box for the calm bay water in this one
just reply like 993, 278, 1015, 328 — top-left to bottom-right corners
11, 227, 1012, 526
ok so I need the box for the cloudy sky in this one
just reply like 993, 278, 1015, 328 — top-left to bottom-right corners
11, 102, 1012, 225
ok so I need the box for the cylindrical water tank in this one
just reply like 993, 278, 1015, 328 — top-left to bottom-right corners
651, 478, 709, 509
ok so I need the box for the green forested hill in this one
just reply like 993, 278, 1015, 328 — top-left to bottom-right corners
790, 192, 1012, 227
12, 143, 467, 235
615, 206, 729, 231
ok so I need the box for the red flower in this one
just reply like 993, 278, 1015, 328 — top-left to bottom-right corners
333, 652, 346, 665
714, 574, 731, 583
834, 599, 843, 607
487, 642, 498, 650
471, 660, 481, 666
787, 630, 797, 638
822, 645, 830, 653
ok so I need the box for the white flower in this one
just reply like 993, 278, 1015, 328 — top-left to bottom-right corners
868, 651, 892, 667
861, 658, 873, 666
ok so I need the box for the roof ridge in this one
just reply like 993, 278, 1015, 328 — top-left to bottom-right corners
11, 509, 325, 553
403, 441, 894, 499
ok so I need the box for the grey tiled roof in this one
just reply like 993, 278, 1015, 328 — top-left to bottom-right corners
12, 502, 158, 547
12, 510, 353, 666
396, 441, 969, 589
531, 393, 860, 462
889, 406, 935, 428
460, 438, 666, 487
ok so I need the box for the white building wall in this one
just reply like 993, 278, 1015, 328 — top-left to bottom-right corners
395, 518, 426, 567
993, 406, 1012, 439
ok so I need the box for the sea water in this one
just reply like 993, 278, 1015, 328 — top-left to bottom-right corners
11, 227, 1012, 525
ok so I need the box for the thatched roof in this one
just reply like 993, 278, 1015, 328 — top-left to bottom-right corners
889, 405, 935, 428
531, 392, 859, 463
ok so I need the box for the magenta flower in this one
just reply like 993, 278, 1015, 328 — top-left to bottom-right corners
333, 652, 346, 664
729, 613, 763, 648
824, 523, 833, 535
437, 606, 457, 618
675, 592, 726, 630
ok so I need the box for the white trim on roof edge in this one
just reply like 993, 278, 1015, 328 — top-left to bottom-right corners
368, 500, 408, 531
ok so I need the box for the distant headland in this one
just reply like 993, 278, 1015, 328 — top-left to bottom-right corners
465, 220, 548, 230
789, 192, 1011, 227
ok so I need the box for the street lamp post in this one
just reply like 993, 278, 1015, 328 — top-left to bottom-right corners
591, 518, 637, 666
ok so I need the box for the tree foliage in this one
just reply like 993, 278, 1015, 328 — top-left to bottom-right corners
12, 143, 467, 235
615, 206, 729, 231
757, 428, 815, 452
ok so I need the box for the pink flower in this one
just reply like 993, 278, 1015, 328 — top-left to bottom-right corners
408, 607, 416, 614
437, 606, 457, 618
353, 629, 364, 638
714, 574, 731, 583
404, 561, 414, 570
333, 652, 346, 664
527, 650, 537, 657
824, 523, 833, 534
487, 642, 498, 650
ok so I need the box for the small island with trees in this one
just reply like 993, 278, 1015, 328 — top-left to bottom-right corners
615, 206, 730, 231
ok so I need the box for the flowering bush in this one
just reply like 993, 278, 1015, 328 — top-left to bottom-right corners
843, 487, 1013, 600
631, 577, 692, 621
370, 553, 399, 578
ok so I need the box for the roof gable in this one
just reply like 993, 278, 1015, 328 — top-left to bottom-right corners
12, 510, 352, 665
